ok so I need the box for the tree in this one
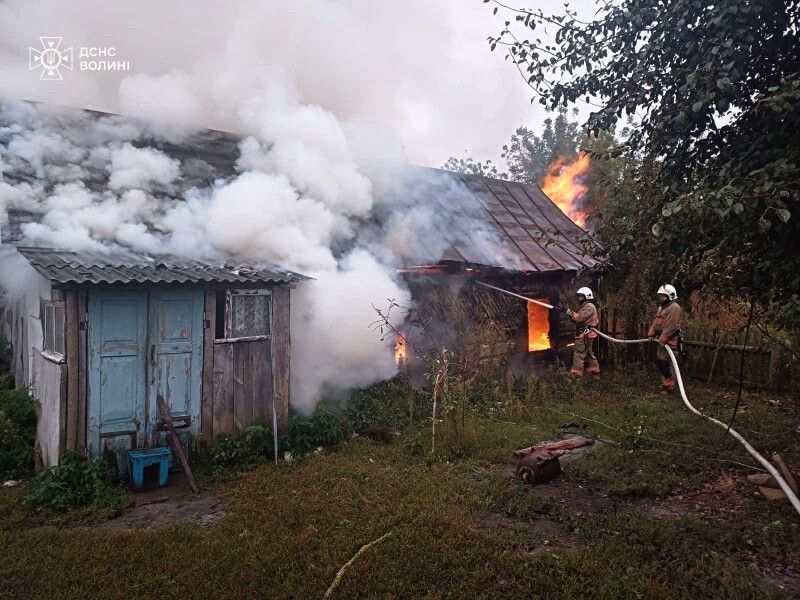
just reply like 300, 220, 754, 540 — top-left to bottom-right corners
488, 0, 800, 317
501, 106, 583, 184
441, 156, 507, 179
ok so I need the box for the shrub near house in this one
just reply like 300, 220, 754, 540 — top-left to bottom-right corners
0, 382, 37, 481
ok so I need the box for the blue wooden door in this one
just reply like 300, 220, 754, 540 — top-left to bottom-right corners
88, 290, 148, 461
147, 289, 204, 446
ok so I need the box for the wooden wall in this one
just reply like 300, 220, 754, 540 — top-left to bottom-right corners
48, 284, 291, 453
202, 285, 291, 442
31, 351, 67, 466
63, 289, 87, 454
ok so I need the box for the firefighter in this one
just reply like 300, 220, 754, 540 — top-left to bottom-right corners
565, 286, 600, 376
647, 284, 683, 393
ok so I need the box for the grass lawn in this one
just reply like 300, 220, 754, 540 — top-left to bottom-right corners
1, 375, 798, 599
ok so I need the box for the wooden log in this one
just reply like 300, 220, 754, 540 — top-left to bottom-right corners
772, 453, 799, 495
514, 435, 594, 457
759, 486, 788, 503
747, 473, 779, 488
156, 395, 199, 493
516, 452, 561, 485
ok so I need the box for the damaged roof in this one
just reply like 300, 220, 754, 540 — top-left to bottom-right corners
0, 101, 602, 274
396, 168, 602, 272
17, 246, 306, 286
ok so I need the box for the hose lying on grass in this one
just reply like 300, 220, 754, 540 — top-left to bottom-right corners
475, 281, 800, 517
592, 328, 800, 517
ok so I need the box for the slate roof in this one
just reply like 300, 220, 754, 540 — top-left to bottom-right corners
397, 169, 602, 272
0, 101, 602, 274
17, 246, 306, 286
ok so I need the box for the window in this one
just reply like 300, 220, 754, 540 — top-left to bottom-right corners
42, 300, 65, 357
223, 290, 271, 339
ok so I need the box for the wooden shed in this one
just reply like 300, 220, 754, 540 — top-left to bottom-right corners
388, 169, 603, 373
4, 246, 305, 469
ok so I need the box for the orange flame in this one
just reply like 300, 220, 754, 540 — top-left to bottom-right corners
395, 334, 407, 364
527, 300, 551, 352
541, 153, 591, 227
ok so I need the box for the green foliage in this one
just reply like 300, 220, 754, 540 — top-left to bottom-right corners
490, 0, 800, 312
0, 386, 38, 480
209, 425, 273, 474
0, 335, 12, 377
26, 452, 127, 513
440, 155, 507, 179
501, 106, 583, 184
283, 402, 350, 456
0, 376, 797, 598
344, 375, 421, 432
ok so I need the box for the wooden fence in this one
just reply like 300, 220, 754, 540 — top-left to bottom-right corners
598, 307, 799, 391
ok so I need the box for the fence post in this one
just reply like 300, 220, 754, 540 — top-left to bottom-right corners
707, 331, 726, 384
767, 347, 782, 388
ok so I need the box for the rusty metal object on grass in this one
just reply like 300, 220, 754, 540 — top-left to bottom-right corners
515, 452, 562, 485
514, 435, 596, 486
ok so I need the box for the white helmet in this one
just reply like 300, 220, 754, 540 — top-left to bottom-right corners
656, 284, 677, 301
576, 286, 594, 300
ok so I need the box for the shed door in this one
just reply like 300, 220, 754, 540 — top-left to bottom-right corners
88, 289, 204, 466
147, 289, 204, 446
88, 290, 148, 459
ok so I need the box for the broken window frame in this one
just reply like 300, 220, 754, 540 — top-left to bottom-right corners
41, 299, 66, 360
222, 289, 272, 341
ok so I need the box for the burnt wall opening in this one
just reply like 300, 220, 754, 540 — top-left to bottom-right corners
397, 263, 598, 378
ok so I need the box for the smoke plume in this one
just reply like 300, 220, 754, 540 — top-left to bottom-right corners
0, 1, 526, 412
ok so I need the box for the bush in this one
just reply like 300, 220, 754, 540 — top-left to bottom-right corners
26, 452, 127, 513
345, 375, 422, 432
209, 425, 273, 474
283, 402, 350, 456
0, 386, 38, 480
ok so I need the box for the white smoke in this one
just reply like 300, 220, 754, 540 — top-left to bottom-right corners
0, 100, 414, 412
107, 144, 180, 191
0, 0, 529, 412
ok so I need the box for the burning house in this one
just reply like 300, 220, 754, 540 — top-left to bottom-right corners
0, 100, 600, 471
0, 103, 310, 469
387, 164, 603, 374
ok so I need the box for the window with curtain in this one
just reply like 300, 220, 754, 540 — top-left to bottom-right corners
225, 290, 271, 338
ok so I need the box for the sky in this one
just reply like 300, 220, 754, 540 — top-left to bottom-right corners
0, 0, 599, 168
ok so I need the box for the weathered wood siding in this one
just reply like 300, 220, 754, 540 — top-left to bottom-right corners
203, 285, 291, 442
210, 338, 275, 440
32, 352, 67, 466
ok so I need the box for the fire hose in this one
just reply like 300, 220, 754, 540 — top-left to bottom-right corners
476, 280, 800, 517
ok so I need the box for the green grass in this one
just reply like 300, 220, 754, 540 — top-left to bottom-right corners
0, 375, 797, 599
